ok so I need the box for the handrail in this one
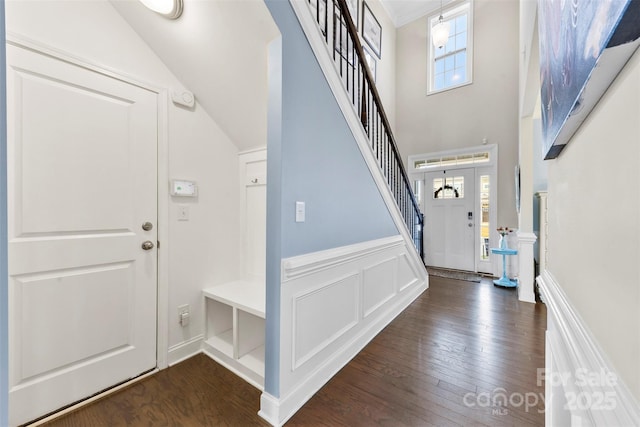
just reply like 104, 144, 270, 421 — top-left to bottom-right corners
305, 0, 424, 259
335, 0, 420, 209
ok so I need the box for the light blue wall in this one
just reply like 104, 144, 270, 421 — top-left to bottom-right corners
267, 2, 398, 259
263, 0, 399, 397
1, 1, 8, 423
265, 36, 283, 398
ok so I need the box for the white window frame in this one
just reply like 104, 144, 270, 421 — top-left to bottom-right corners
427, 0, 473, 95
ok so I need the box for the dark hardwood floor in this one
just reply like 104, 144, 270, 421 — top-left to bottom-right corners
39, 276, 546, 427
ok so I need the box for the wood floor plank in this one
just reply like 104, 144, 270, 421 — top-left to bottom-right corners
37, 276, 546, 427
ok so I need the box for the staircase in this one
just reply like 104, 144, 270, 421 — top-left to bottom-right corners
300, 0, 424, 260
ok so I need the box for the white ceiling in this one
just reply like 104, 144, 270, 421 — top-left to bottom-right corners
379, 0, 451, 27
109, 0, 445, 151
110, 0, 280, 151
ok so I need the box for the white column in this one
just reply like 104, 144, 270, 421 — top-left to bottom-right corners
517, 231, 537, 303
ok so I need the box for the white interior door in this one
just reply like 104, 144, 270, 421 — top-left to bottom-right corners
424, 168, 475, 271
7, 44, 158, 425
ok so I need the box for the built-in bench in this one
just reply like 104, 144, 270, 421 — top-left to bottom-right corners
202, 280, 265, 389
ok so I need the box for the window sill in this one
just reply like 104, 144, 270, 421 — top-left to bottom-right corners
427, 80, 473, 96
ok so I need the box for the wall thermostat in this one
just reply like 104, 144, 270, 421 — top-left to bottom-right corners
171, 180, 198, 197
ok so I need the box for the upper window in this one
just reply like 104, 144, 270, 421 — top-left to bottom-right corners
428, 1, 473, 94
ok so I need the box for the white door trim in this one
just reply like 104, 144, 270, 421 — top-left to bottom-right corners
409, 145, 498, 273
5, 33, 170, 370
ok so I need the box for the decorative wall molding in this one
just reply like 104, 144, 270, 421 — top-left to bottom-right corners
397, 253, 420, 292
537, 271, 640, 426
362, 257, 397, 318
282, 235, 403, 281
167, 335, 203, 367
260, 236, 428, 426
291, 273, 360, 370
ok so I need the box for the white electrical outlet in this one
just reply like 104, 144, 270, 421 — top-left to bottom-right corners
178, 304, 190, 327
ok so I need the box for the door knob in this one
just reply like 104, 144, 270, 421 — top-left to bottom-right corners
142, 221, 153, 231
141, 241, 155, 250
468, 223, 473, 227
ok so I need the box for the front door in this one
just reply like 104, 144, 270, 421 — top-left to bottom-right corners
7, 44, 158, 425
424, 168, 475, 271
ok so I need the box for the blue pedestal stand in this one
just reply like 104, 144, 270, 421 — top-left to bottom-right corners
491, 247, 518, 288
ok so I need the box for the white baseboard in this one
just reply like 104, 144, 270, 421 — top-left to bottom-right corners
261, 235, 428, 426
258, 392, 280, 426
537, 271, 640, 426
167, 335, 203, 366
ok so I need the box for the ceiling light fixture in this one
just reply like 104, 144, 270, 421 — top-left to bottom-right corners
431, 0, 450, 49
139, 0, 183, 19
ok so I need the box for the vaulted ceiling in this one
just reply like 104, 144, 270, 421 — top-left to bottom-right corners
111, 0, 279, 151
109, 0, 444, 151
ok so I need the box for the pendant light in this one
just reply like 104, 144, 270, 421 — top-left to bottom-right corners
431, 0, 450, 49
139, 0, 183, 19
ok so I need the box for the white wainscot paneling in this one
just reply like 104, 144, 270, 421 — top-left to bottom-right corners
396, 253, 419, 292
293, 274, 359, 369
537, 271, 640, 427
362, 258, 396, 318
261, 235, 428, 426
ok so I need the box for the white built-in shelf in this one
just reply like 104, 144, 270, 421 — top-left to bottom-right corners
239, 344, 265, 375
202, 280, 265, 318
205, 329, 233, 358
202, 279, 265, 389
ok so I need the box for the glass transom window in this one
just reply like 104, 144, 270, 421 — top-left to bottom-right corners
414, 151, 489, 170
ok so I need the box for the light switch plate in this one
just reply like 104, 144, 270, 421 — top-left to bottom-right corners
295, 201, 305, 222
178, 205, 189, 221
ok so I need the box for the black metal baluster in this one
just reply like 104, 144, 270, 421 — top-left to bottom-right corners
306, 0, 425, 258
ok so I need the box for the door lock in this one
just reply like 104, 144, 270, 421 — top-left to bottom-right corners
141, 241, 155, 250
142, 221, 153, 231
